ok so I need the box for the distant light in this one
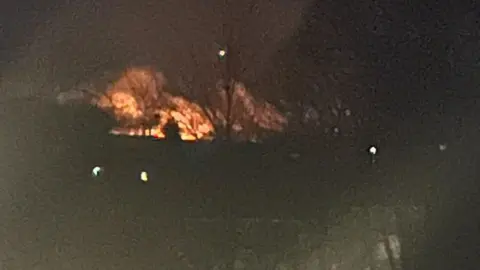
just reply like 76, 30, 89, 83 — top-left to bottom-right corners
439, 143, 447, 151
218, 49, 226, 58
369, 146, 377, 155
92, 166, 104, 177
140, 171, 149, 182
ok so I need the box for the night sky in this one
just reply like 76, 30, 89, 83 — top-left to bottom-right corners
0, 0, 308, 95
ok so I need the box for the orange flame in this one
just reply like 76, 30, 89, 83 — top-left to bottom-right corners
97, 67, 286, 141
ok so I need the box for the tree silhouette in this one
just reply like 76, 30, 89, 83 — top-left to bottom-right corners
163, 118, 182, 142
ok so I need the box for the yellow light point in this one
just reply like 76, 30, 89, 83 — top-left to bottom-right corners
140, 171, 148, 182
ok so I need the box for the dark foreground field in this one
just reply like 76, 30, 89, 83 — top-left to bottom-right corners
2, 133, 479, 269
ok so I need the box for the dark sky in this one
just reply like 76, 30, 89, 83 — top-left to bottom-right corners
0, 0, 309, 97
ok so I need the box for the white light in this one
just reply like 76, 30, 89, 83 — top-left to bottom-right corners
140, 171, 149, 182
369, 146, 377, 155
92, 166, 104, 177
218, 49, 226, 57
439, 144, 447, 151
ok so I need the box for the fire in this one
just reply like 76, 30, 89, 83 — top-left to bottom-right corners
107, 91, 143, 119
94, 67, 287, 141
107, 101, 215, 141
97, 67, 215, 140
